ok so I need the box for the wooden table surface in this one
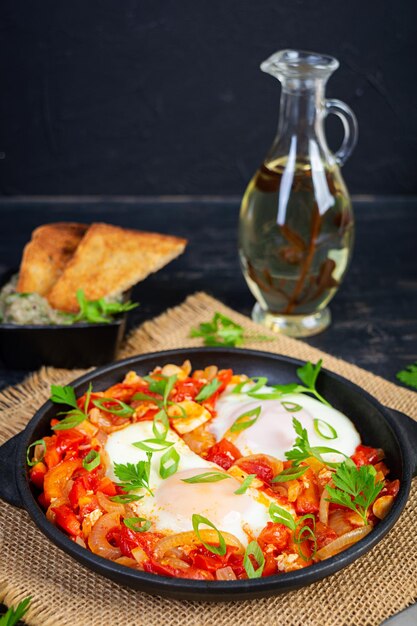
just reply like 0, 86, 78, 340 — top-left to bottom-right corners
0, 195, 416, 625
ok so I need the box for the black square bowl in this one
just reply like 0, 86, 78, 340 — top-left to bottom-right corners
0, 269, 128, 369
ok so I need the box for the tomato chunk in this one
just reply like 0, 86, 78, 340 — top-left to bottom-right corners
205, 439, 241, 470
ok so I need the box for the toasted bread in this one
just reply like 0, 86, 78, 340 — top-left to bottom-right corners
17, 222, 88, 296
47, 223, 187, 312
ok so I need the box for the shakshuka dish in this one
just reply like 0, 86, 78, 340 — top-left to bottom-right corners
27, 360, 399, 581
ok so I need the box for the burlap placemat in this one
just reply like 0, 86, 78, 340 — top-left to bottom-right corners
1, 292, 416, 626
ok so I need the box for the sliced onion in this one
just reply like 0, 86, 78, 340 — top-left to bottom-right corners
161, 557, 190, 570
216, 566, 237, 581
154, 530, 244, 561
89, 408, 131, 433
328, 509, 353, 536
97, 491, 125, 515
75, 536, 87, 548
316, 526, 372, 560
319, 487, 330, 524
287, 480, 302, 502
88, 512, 122, 560
114, 556, 139, 568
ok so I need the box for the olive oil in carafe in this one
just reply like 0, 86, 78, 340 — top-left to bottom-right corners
239, 158, 354, 316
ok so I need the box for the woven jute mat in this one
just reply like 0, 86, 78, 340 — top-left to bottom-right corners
0, 292, 416, 626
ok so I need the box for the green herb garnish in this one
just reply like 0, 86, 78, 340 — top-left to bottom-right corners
152, 410, 170, 440
396, 362, 417, 390
192, 514, 226, 556
269, 503, 317, 560
272, 466, 308, 482
281, 401, 302, 412
182, 471, 231, 484
50, 383, 92, 431
234, 474, 257, 494
325, 459, 384, 525
230, 406, 262, 433
123, 517, 151, 533
92, 398, 134, 417
313, 418, 337, 440
0, 596, 31, 626
114, 454, 153, 496
82, 449, 101, 472
285, 418, 344, 467
190, 312, 271, 347
133, 439, 175, 453
26, 439, 46, 467
232, 377, 268, 395
66, 289, 138, 324
243, 541, 265, 578
247, 360, 329, 406
195, 378, 221, 402
109, 493, 143, 504
159, 447, 180, 479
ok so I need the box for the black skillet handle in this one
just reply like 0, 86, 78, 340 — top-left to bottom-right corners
387, 408, 417, 479
0, 432, 24, 508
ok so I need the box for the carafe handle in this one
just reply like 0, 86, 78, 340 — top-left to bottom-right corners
325, 99, 358, 165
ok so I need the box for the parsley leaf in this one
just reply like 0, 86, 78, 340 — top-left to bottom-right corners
269, 360, 330, 406
396, 362, 417, 390
325, 460, 384, 525
0, 596, 31, 626
190, 312, 271, 347
50, 383, 92, 431
285, 417, 345, 467
114, 453, 153, 496
65, 289, 138, 324
50, 384, 78, 409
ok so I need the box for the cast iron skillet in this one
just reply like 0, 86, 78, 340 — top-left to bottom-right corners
0, 348, 416, 601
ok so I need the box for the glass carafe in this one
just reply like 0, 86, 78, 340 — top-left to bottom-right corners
239, 50, 358, 337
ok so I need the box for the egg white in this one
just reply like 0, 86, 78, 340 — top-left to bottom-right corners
105, 421, 274, 545
210, 386, 361, 463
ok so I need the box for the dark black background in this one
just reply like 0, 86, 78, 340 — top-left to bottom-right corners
1, 0, 417, 196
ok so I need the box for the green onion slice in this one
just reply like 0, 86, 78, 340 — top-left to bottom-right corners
133, 439, 175, 453
232, 377, 268, 395
92, 398, 134, 417
159, 447, 180, 479
268, 503, 296, 531
294, 514, 317, 560
152, 410, 170, 440
109, 494, 143, 504
281, 401, 302, 413
182, 471, 230, 484
243, 540, 265, 578
313, 418, 338, 440
123, 517, 151, 533
52, 410, 86, 431
272, 466, 308, 482
163, 375, 178, 407
82, 450, 101, 472
230, 406, 261, 433
234, 474, 256, 494
192, 514, 226, 556
26, 439, 46, 467
195, 378, 221, 402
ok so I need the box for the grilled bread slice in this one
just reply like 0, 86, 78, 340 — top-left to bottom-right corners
17, 222, 88, 296
47, 223, 187, 312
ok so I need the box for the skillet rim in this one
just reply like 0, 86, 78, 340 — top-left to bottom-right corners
13, 347, 413, 599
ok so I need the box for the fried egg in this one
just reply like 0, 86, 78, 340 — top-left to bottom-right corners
105, 422, 277, 545
209, 386, 361, 463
